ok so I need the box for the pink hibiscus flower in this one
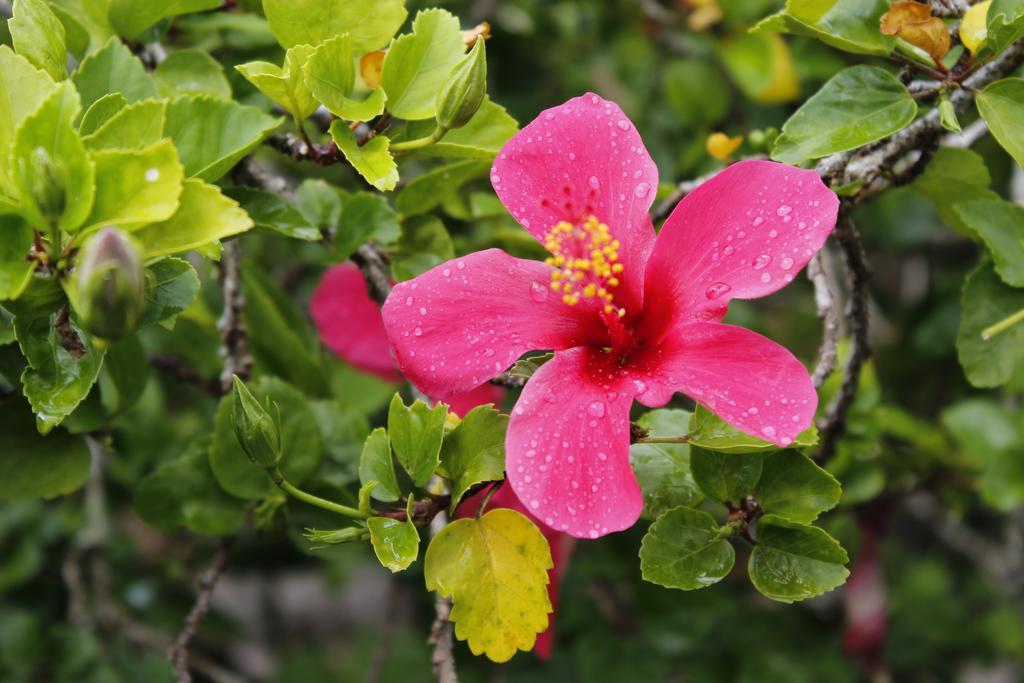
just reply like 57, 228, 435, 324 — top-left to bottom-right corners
382, 93, 839, 539
310, 263, 575, 657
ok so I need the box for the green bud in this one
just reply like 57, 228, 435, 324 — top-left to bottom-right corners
435, 37, 487, 132
30, 147, 66, 227
75, 227, 145, 341
231, 375, 283, 470
304, 526, 369, 544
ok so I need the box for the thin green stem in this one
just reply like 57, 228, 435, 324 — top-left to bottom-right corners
390, 125, 447, 152
272, 468, 367, 519
634, 435, 690, 444
981, 306, 1024, 341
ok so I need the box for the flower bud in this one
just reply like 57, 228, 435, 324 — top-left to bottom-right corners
29, 147, 66, 227
231, 375, 283, 470
435, 37, 487, 132
75, 227, 145, 341
305, 526, 369, 544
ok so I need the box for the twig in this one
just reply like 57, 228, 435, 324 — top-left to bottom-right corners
149, 353, 223, 397
171, 539, 233, 683
351, 243, 394, 304
808, 251, 840, 389
944, 118, 989, 147
818, 218, 871, 462
428, 511, 458, 683
489, 372, 526, 389
217, 239, 252, 394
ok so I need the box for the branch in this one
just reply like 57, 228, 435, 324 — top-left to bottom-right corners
428, 511, 458, 683
171, 539, 232, 683
351, 243, 394, 305
217, 239, 252, 394
149, 353, 223, 397
807, 251, 840, 389
818, 218, 871, 462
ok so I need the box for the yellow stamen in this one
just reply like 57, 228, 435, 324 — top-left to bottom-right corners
543, 215, 625, 316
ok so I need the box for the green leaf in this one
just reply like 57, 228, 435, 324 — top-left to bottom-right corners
333, 191, 399, 260
0, 46, 57, 190
957, 261, 1024, 389
236, 45, 318, 123
976, 78, 1024, 169
391, 215, 454, 281
106, 0, 220, 40
984, 0, 1024, 57
81, 99, 168, 151
0, 404, 90, 501
772, 66, 916, 164
134, 437, 245, 535
425, 508, 552, 663
690, 447, 763, 503
98, 335, 149, 414
83, 140, 184, 232
942, 398, 1024, 510
163, 95, 281, 182
748, 515, 849, 603
304, 34, 387, 122
0, 216, 36, 301
10, 0, 67, 81
133, 179, 253, 258
153, 49, 232, 99
629, 409, 704, 520
639, 506, 735, 590
388, 393, 446, 487
939, 93, 961, 133
382, 9, 465, 121
225, 187, 320, 241
241, 266, 328, 396
138, 257, 200, 328
263, 0, 407, 52
911, 147, 1000, 236
329, 121, 398, 192
310, 399, 369, 486
359, 427, 400, 502
396, 160, 490, 217
11, 82, 95, 233
368, 514, 419, 572
688, 404, 818, 453
71, 37, 156, 112
14, 313, 105, 434
717, 33, 798, 105
47, 0, 116, 57
209, 376, 322, 500
509, 352, 553, 380
755, 450, 841, 524
752, 0, 896, 57
295, 179, 344, 230
440, 404, 507, 513
955, 200, 1024, 286
408, 97, 518, 160
78, 93, 128, 137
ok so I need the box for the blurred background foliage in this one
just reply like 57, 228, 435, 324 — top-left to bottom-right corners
1, 0, 1023, 682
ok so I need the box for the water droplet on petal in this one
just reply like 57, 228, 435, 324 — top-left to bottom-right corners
762, 426, 777, 438
753, 254, 771, 270
588, 175, 600, 190
587, 401, 605, 418
634, 182, 650, 198
776, 205, 792, 216
597, 451, 608, 461
705, 282, 731, 300
781, 257, 794, 270
413, 327, 422, 336
616, 119, 629, 130
760, 272, 772, 284
405, 296, 413, 306
530, 281, 549, 302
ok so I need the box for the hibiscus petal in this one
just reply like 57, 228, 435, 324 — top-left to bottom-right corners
445, 382, 506, 418
506, 347, 642, 538
381, 249, 605, 400
641, 160, 838, 340
629, 322, 817, 447
490, 93, 659, 314
310, 263, 399, 382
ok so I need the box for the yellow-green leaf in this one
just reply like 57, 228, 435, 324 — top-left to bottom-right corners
83, 139, 185, 232
424, 508, 553, 663
329, 121, 398, 191
236, 45, 318, 123
133, 179, 253, 258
